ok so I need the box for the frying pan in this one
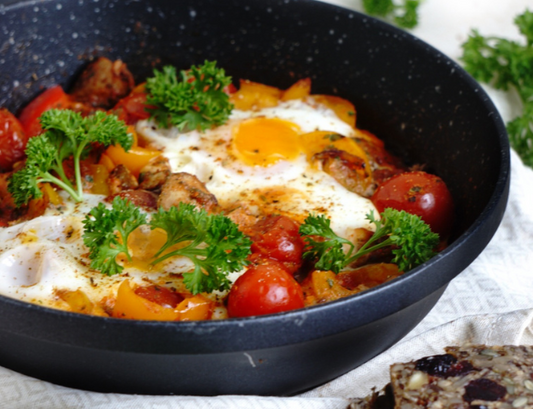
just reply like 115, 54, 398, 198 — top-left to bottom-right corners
0, 0, 509, 395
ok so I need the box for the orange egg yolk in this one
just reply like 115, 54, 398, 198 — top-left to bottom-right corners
232, 118, 370, 168
232, 117, 301, 166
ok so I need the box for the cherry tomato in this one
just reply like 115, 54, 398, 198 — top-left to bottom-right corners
248, 215, 305, 274
112, 92, 151, 125
227, 261, 305, 318
134, 284, 184, 308
223, 83, 237, 95
18, 85, 71, 137
371, 171, 454, 238
0, 109, 28, 171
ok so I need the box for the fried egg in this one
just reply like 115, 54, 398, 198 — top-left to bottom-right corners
0, 97, 378, 312
139, 98, 376, 238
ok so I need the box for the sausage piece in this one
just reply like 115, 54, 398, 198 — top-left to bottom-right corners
111, 189, 158, 210
157, 173, 219, 213
70, 57, 135, 109
138, 155, 171, 191
108, 164, 139, 196
313, 148, 375, 197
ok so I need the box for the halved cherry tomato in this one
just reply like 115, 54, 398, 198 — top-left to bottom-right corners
248, 215, 305, 274
18, 86, 71, 137
134, 284, 184, 308
0, 109, 28, 171
371, 171, 454, 238
227, 261, 305, 318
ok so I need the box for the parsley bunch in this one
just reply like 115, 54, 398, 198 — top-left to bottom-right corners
461, 10, 533, 167
82, 200, 251, 294
362, 0, 420, 29
8, 109, 132, 206
145, 60, 234, 132
150, 204, 252, 294
299, 208, 439, 274
83, 196, 148, 276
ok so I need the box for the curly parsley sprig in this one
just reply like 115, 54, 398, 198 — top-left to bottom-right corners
299, 208, 439, 274
82, 200, 251, 295
461, 9, 533, 167
150, 203, 252, 294
145, 60, 234, 132
362, 0, 421, 29
83, 196, 148, 276
8, 109, 132, 206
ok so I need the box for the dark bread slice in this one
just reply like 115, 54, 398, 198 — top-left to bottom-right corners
350, 345, 533, 409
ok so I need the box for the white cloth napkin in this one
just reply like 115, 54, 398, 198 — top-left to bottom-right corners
3, 0, 533, 407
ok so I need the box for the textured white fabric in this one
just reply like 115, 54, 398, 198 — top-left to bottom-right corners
2, 0, 533, 407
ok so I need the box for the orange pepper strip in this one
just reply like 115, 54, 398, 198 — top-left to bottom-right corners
230, 79, 282, 111
40, 182, 62, 205
56, 289, 109, 317
176, 294, 214, 321
88, 164, 110, 196
112, 280, 180, 321
281, 78, 311, 101
104, 145, 161, 178
311, 95, 357, 128
98, 153, 115, 172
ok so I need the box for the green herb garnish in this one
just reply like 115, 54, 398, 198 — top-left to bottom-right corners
299, 208, 439, 274
461, 9, 533, 167
362, 0, 421, 29
145, 60, 234, 132
8, 109, 132, 206
83, 196, 148, 276
82, 200, 251, 294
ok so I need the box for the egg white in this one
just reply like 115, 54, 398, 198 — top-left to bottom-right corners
0, 98, 378, 311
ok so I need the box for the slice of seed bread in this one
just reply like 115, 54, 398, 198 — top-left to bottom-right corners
350, 345, 533, 409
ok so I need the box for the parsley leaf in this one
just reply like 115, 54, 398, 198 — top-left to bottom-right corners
362, 0, 421, 29
461, 9, 533, 167
299, 208, 439, 274
82, 196, 148, 276
149, 203, 251, 295
8, 109, 132, 206
145, 60, 234, 132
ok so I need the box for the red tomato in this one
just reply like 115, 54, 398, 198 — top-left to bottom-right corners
0, 109, 28, 171
223, 83, 237, 95
18, 85, 71, 137
112, 92, 151, 125
371, 171, 454, 238
248, 215, 305, 274
134, 284, 184, 308
227, 261, 305, 318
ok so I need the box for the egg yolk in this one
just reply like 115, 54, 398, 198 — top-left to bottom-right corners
232, 119, 370, 169
232, 117, 301, 166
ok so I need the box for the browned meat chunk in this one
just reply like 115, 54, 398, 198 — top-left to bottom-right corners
109, 189, 158, 210
108, 164, 138, 196
354, 135, 406, 184
157, 173, 219, 213
138, 155, 171, 191
313, 148, 375, 197
70, 57, 135, 109
224, 205, 260, 235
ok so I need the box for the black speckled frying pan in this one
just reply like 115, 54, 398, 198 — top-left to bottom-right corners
0, 0, 509, 396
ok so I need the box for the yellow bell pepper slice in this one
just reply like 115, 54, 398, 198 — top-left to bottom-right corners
112, 280, 180, 321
